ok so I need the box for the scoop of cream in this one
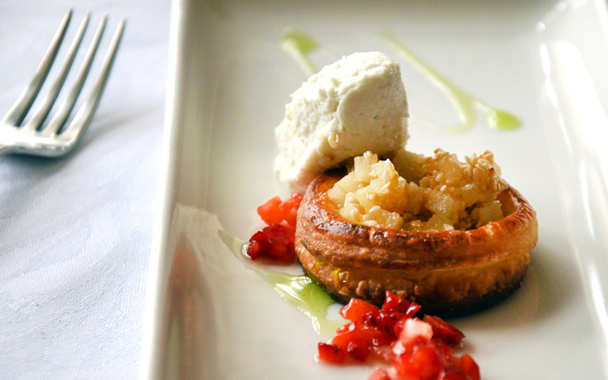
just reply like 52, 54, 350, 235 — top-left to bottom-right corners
274, 51, 409, 191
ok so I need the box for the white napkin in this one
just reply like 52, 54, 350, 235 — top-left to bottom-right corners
0, 0, 169, 377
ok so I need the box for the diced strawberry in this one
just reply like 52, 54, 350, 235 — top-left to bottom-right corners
329, 323, 369, 361
330, 323, 357, 347
245, 231, 270, 260
318, 343, 346, 364
382, 291, 421, 317
279, 192, 303, 228
459, 354, 480, 380
340, 298, 380, 323
311, 282, 477, 379
330, 322, 393, 362
262, 224, 295, 262
264, 223, 293, 246
334, 321, 356, 334
247, 193, 303, 263
360, 326, 394, 348
319, 293, 481, 379
368, 368, 392, 380
256, 192, 303, 229
392, 318, 406, 338
423, 315, 465, 347
382, 291, 403, 310
364, 308, 406, 335
434, 340, 454, 358
346, 340, 369, 362
394, 343, 445, 380
245, 224, 296, 263
369, 344, 394, 363
256, 196, 283, 225
442, 351, 481, 380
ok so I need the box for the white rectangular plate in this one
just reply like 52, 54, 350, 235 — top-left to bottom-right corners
142, 0, 608, 379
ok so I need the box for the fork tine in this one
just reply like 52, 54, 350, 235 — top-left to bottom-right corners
1, 9, 72, 126
22, 13, 91, 133
42, 15, 108, 136
56, 18, 126, 141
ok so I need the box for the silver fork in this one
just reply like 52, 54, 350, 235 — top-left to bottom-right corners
0, 9, 126, 157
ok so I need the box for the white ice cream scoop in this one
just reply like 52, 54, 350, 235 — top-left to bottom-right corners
274, 51, 409, 191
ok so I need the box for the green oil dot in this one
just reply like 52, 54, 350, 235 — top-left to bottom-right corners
486, 109, 522, 131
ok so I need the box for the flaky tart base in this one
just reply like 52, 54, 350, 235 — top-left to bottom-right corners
295, 172, 538, 316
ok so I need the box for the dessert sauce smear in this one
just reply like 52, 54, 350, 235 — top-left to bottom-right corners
281, 29, 521, 133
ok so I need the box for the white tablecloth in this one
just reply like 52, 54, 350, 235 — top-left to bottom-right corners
0, 1, 169, 378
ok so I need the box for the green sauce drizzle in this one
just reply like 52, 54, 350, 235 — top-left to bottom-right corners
382, 32, 521, 132
280, 29, 319, 77
219, 230, 345, 336
255, 270, 345, 336
279, 29, 521, 132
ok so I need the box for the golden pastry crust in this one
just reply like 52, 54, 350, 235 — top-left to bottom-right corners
295, 171, 538, 316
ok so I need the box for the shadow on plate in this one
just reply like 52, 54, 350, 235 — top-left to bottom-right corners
452, 242, 572, 332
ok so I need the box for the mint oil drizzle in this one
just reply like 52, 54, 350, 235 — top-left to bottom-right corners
382, 32, 521, 132
280, 29, 521, 132
219, 230, 345, 336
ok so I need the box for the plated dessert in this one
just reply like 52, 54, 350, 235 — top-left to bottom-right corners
247, 50, 537, 379
273, 51, 538, 316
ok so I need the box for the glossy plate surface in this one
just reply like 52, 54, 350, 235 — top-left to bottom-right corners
142, 0, 608, 379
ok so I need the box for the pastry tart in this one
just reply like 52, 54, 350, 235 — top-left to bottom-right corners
295, 171, 538, 316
